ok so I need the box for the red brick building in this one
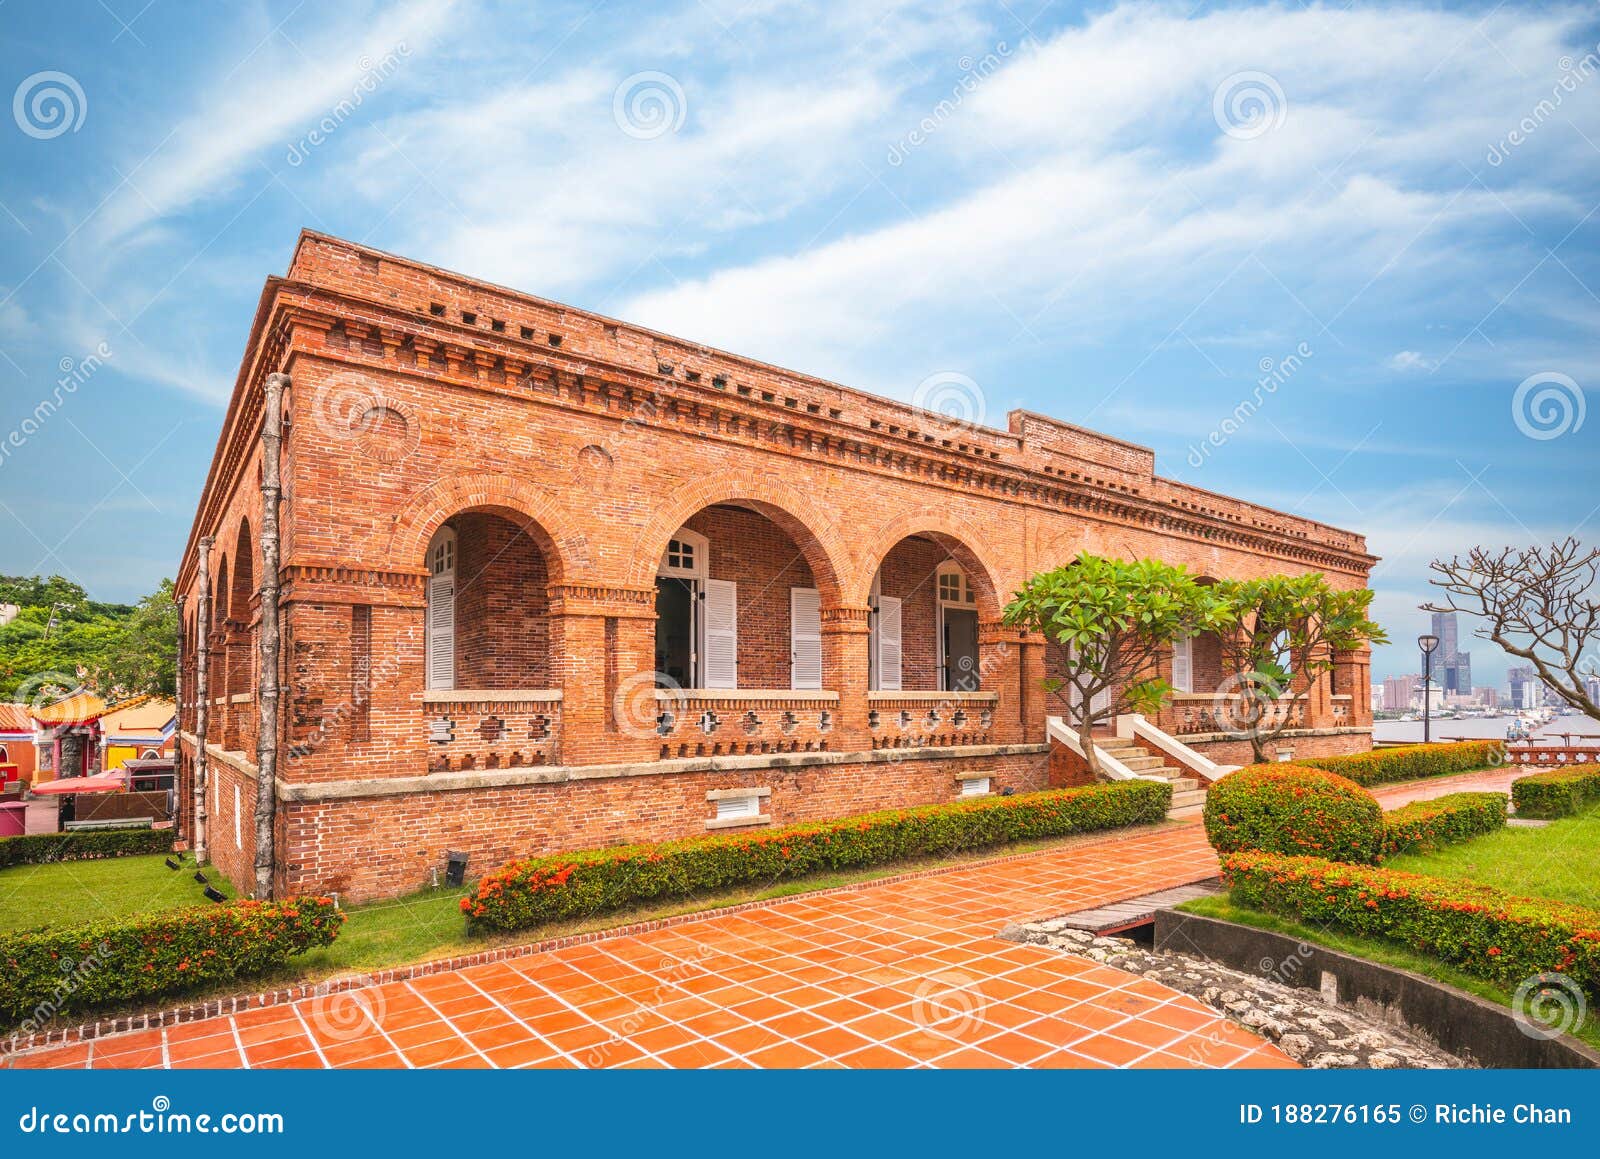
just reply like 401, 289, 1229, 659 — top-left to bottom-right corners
174, 232, 1375, 900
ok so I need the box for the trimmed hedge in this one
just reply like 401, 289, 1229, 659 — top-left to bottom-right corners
1204, 765, 1383, 863
1290, 740, 1505, 787
1380, 792, 1507, 857
463, 780, 1173, 933
1512, 767, 1600, 819
0, 827, 175, 869
1222, 851, 1600, 999
0, 898, 344, 1027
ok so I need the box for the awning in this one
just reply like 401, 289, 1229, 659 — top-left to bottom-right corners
31, 774, 125, 795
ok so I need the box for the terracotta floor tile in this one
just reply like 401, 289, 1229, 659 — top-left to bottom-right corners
744, 1041, 828, 1069
711, 1023, 786, 1058
250, 1051, 324, 1070
484, 1040, 560, 1068
1072, 1033, 1152, 1067
655, 1039, 737, 1068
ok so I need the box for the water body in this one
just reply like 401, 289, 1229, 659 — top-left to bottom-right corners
1372, 714, 1599, 745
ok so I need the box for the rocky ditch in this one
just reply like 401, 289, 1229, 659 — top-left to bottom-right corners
1006, 920, 1466, 1069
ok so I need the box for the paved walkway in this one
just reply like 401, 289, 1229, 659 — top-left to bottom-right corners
6, 767, 1520, 1071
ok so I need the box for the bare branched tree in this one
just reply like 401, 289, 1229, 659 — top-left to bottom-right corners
1426, 537, 1600, 723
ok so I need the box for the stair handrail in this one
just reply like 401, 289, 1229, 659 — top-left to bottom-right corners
1114, 713, 1238, 784
1045, 715, 1165, 782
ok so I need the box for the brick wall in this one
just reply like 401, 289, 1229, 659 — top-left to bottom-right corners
281, 749, 1049, 900
686, 505, 815, 689
452, 511, 551, 689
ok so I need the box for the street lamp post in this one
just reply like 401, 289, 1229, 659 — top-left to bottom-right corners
1418, 633, 1440, 744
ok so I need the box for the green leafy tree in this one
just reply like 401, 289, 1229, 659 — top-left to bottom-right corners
0, 574, 172, 703
88, 578, 179, 699
1211, 574, 1387, 763
1002, 553, 1233, 777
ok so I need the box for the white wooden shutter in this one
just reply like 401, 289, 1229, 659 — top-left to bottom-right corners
426, 573, 455, 690
702, 578, 738, 689
876, 595, 902, 691
790, 587, 823, 690
1172, 635, 1193, 693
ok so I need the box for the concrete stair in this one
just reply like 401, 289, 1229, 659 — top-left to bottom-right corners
1093, 736, 1207, 813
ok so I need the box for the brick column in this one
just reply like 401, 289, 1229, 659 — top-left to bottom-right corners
822, 605, 872, 752
1296, 643, 1334, 730
978, 621, 1030, 744
1333, 644, 1372, 728
548, 584, 658, 766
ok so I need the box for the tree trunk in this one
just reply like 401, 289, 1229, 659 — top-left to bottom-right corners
1078, 704, 1100, 779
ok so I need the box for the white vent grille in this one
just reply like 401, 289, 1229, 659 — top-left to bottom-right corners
715, 794, 760, 821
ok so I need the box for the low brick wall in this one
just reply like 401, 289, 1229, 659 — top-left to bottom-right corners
273, 748, 1050, 901
1182, 729, 1371, 767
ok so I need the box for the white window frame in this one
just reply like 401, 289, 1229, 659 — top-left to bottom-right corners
1172, 635, 1194, 694
936, 562, 977, 693
789, 586, 823, 691
658, 528, 709, 580
425, 526, 457, 691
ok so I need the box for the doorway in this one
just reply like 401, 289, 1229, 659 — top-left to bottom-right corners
943, 607, 979, 692
655, 576, 696, 688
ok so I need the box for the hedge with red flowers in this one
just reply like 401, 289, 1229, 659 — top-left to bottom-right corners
1221, 851, 1600, 998
1380, 792, 1507, 857
1204, 765, 1384, 863
462, 779, 1172, 933
1288, 740, 1504, 788
1512, 766, 1600, 819
0, 898, 343, 1027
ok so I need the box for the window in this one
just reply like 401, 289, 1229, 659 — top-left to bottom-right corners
937, 565, 975, 605
426, 527, 457, 690
959, 776, 991, 797
660, 530, 707, 578
1172, 635, 1193, 693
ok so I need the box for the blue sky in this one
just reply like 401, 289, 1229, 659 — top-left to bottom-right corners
1, 0, 1596, 687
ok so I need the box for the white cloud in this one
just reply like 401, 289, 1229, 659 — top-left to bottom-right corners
1386, 350, 1436, 372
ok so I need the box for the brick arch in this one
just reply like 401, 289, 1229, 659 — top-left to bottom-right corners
389, 474, 580, 583
211, 554, 230, 633
627, 473, 848, 604
230, 518, 255, 622
853, 508, 1005, 617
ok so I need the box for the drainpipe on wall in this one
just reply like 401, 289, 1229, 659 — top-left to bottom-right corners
253, 372, 287, 900
193, 535, 213, 864
174, 592, 187, 841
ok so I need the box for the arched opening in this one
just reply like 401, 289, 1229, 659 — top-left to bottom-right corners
231, 520, 255, 622
868, 533, 997, 692
424, 510, 554, 691
212, 556, 229, 635
653, 504, 827, 690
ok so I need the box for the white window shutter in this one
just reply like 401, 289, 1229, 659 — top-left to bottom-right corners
876, 595, 902, 691
790, 587, 823, 690
702, 578, 738, 689
1172, 635, 1193, 693
426, 573, 455, 690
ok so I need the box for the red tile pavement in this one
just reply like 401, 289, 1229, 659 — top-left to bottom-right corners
4, 767, 1519, 1071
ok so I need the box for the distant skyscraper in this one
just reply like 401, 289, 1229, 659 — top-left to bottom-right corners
1508, 665, 1542, 710
1383, 674, 1420, 712
1585, 673, 1600, 708
1429, 610, 1473, 695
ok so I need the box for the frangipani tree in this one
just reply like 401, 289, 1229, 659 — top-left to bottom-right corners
1003, 553, 1233, 777
1211, 574, 1387, 763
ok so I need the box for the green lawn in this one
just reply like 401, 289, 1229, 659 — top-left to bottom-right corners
1383, 803, 1600, 909
0, 852, 236, 934
1181, 800, 1600, 1051
1178, 893, 1600, 1051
